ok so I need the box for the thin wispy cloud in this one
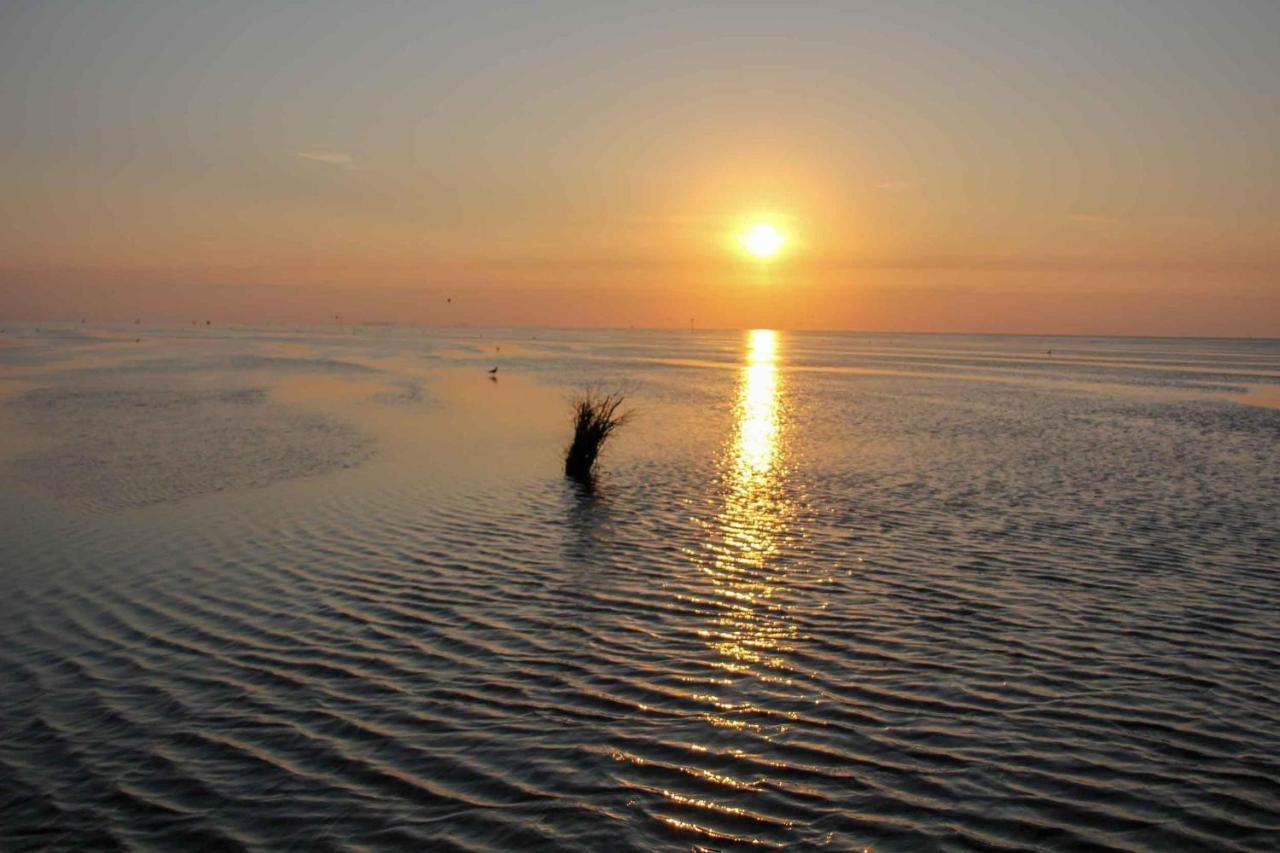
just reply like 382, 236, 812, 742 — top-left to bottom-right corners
295, 150, 357, 168
874, 180, 915, 192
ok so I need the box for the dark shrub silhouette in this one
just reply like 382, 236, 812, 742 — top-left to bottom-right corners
564, 392, 630, 483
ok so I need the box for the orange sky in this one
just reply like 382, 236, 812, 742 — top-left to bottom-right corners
1, 2, 1277, 335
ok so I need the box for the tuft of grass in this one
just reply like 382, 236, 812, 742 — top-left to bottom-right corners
564, 391, 631, 483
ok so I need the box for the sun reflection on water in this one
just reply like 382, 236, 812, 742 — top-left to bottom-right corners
705, 328, 796, 696
734, 330, 780, 483
654, 330, 801, 841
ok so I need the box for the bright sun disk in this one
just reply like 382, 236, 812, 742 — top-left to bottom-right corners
741, 223, 784, 258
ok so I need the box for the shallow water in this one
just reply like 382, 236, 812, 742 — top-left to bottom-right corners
1, 324, 1278, 850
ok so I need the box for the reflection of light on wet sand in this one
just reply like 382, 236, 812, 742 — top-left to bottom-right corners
1240, 385, 1280, 410
271, 374, 379, 404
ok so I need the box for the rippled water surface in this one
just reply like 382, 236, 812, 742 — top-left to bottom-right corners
1, 325, 1278, 850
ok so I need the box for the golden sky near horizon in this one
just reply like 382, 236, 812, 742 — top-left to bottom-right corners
1, 1, 1278, 335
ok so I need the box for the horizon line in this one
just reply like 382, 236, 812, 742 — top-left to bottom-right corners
2, 318, 1276, 342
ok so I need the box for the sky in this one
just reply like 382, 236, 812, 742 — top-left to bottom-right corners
1, 0, 1277, 335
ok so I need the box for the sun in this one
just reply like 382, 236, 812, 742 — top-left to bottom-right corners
740, 223, 785, 259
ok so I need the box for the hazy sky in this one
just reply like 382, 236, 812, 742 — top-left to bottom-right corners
2, 1, 1277, 334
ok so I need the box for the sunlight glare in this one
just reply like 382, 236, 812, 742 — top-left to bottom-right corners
740, 223, 784, 259
735, 329, 780, 484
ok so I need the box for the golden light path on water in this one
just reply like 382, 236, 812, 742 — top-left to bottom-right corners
735, 329, 780, 482
704, 328, 798, 703
645, 329, 812, 844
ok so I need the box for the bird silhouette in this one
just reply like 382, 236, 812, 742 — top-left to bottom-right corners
488, 366, 499, 375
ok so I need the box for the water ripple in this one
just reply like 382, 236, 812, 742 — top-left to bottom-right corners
2, 329, 1278, 850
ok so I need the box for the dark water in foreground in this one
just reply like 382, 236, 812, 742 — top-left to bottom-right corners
1, 326, 1278, 850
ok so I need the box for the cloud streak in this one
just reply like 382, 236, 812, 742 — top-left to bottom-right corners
295, 151, 357, 168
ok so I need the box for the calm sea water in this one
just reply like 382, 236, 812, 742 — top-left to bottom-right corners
1, 325, 1277, 851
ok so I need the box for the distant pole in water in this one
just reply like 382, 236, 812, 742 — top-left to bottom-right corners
690, 317, 695, 332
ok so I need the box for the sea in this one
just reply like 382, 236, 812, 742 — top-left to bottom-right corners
1, 324, 1277, 850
